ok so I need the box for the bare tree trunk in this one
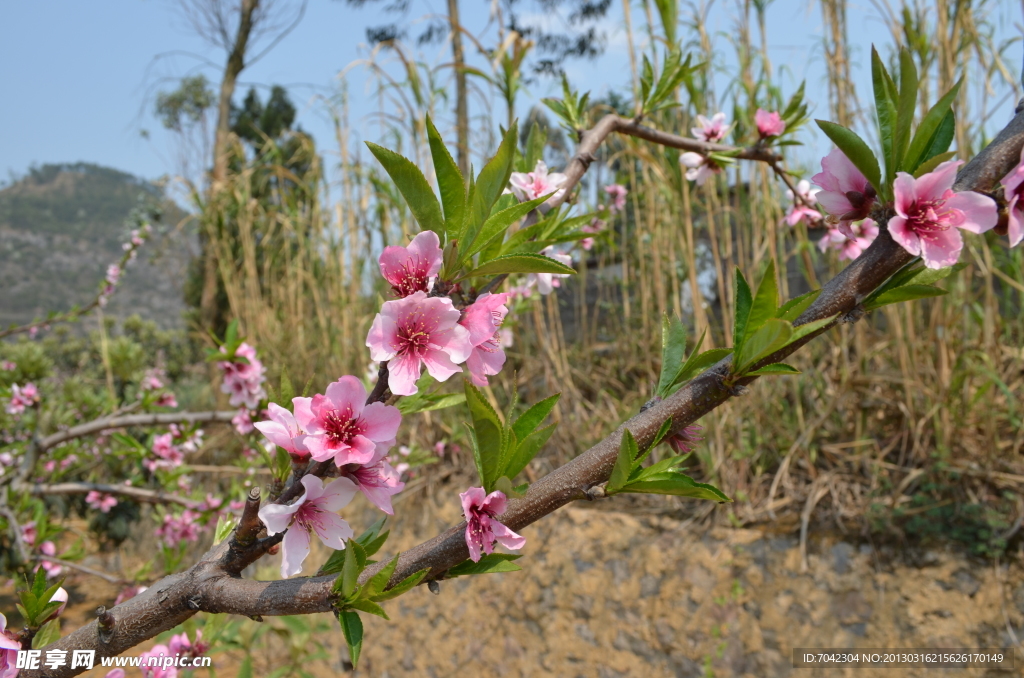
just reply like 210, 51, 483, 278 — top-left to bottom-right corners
201, 0, 260, 330
448, 0, 470, 176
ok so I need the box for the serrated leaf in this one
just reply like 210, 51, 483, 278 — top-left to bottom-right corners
671, 347, 732, 394
396, 392, 466, 415
524, 121, 545, 172
214, 514, 237, 543
608, 429, 639, 492
464, 381, 503, 490
733, 268, 753, 356
448, 553, 522, 576
354, 516, 387, 548
746, 259, 779, 339
278, 368, 295, 406
871, 46, 897, 178
346, 598, 390, 620
864, 284, 949, 309
32, 619, 61, 649
893, 48, 919, 173
735, 318, 792, 374
465, 193, 552, 260
815, 120, 882, 195
360, 529, 390, 559
366, 142, 445, 237
619, 470, 732, 502
339, 541, 365, 599
904, 80, 961, 173
776, 289, 820, 322
745, 362, 801, 376
338, 610, 363, 668
787, 314, 837, 345
465, 253, 576, 279
426, 115, 466, 235
372, 568, 429, 602
649, 417, 675, 449
658, 315, 688, 398
462, 123, 518, 251
494, 475, 526, 499
913, 150, 956, 178
505, 422, 555, 480
511, 393, 560, 442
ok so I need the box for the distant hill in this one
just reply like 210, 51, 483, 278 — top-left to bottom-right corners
0, 163, 193, 330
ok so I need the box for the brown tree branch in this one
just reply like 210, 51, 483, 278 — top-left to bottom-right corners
22, 482, 202, 510
20, 105, 1024, 678
37, 411, 237, 453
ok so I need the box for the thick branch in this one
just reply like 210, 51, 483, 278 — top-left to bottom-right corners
21, 105, 1024, 678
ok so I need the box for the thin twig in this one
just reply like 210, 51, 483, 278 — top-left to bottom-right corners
22, 482, 201, 509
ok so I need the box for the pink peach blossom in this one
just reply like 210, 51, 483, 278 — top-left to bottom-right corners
232, 409, 254, 435
294, 376, 401, 466
818, 219, 878, 261
691, 112, 731, 142
459, 293, 510, 387
378, 230, 444, 297
666, 424, 703, 454
86, 491, 118, 513
38, 541, 62, 577
0, 613, 20, 678
140, 368, 164, 391
366, 291, 473, 396
155, 510, 201, 547
680, 152, 721, 185
106, 670, 127, 678
254, 401, 312, 460
460, 487, 525, 562
342, 448, 405, 514
755, 108, 785, 138
0, 362, 14, 371
5, 382, 39, 415
47, 587, 68, 620
811, 149, 877, 232
155, 392, 178, 408
218, 342, 266, 409
888, 161, 998, 269
258, 475, 357, 577
999, 146, 1024, 248
105, 264, 121, 286
604, 184, 628, 214
140, 644, 176, 678
784, 180, 822, 226
508, 161, 567, 208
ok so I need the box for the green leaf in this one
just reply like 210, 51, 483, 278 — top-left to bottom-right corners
904, 80, 961, 173
619, 470, 731, 502
338, 610, 363, 668
871, 46, 897, 179
746, 260, 779, 338
735, 318, 792, 373
354, 516, 388, 552
494, 475, 527, 499
815, 120, 882, 195
732, 268, 753, 357
864, 284, 949, 309
649, 417, 675, 449
464, 381, 504, 490
365, 555, 399, 600
608, 429, 639, 492
913, 149, 956, 178
339, 541, 366, 599
657, 315, 688, 398
462, 123, 519, 251
366, 142, 445, 237
32, 619, 61, 649
214, 514, 237, 543
745, 362, 801, 376
511, 394, 561, 442
893, 48, 919, 173
426, 115, 466, 235
237, 656, 254, 678
372, 568, 429, 602
776, 290, 820, 322
505, 422, 556, 480
465, 193, 552, 259
278, 367, 295, 406
347, 598, 389, 620
448, 553, 523, 577
671, 347, 732, 393
524, 121, 545, 171
396, 391, 466, 415
465, 252, 575, 279
787, 314, 837, 345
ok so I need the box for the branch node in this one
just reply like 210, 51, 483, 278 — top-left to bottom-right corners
427, 580, 440, 595
187, 595, 202, 611
584, 484, 606, 500
96, 606, 115, 644
841, 305, 866, 324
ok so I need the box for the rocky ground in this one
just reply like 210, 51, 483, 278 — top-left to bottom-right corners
34, 498, 1024, 677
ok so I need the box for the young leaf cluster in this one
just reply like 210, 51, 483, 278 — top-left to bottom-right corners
464, 381, 559, 496
17, 568, 65, 632
606, 429, 730, 502
367, 117, 580, 285
639, 49, 697, 116
656, 319, 731, 399
862, 261, 966, 311
542, 75, 590, 134
730, 261, 833, 380
324, 518, 429, 668
815, 46, 960, 203
446, 552, 523, 577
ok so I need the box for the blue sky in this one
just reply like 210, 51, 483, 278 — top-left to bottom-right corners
1, 0, 1021, 188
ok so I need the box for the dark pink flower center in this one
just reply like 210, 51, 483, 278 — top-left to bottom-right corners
905, 194, 961, 242
322, 408, 363, 446
294, 501, 331, 534
390, 259, 432, 297
397, 313, 440, 358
